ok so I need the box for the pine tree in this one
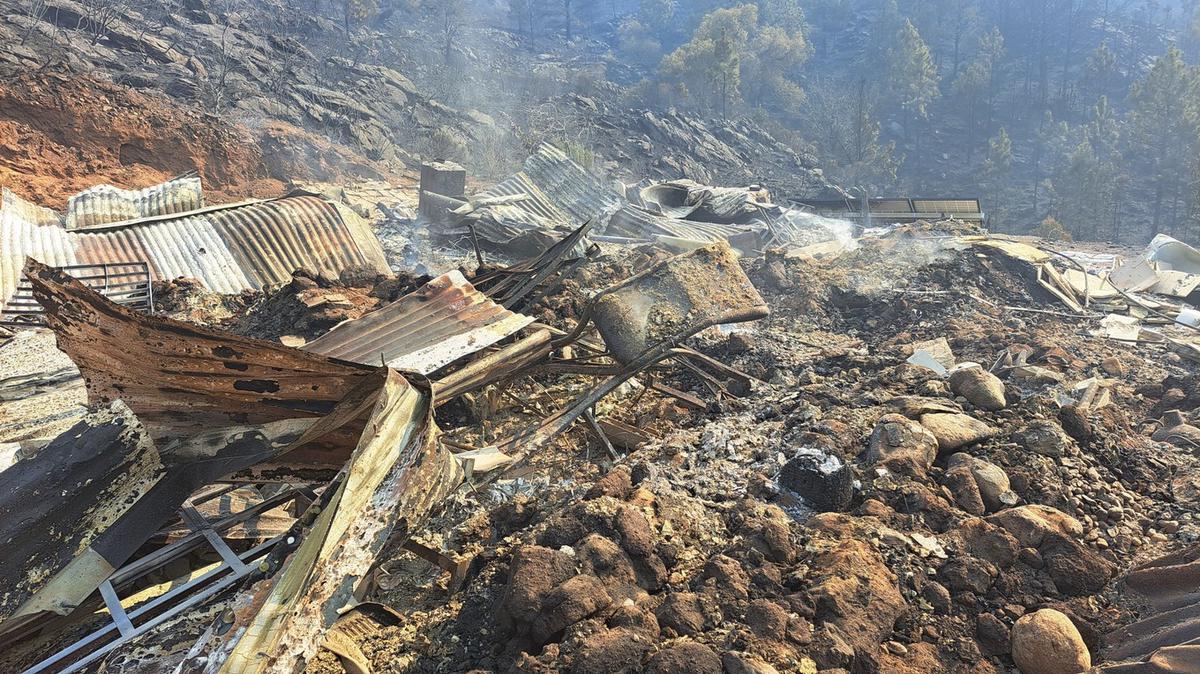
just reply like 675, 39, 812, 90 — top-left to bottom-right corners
888, 19, 940, 121
952, 26, 1004, 160
982, 127, 1013, 227
1126, 46, 1200, 237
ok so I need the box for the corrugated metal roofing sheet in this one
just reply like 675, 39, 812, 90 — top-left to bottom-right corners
304, 270, 534, 374
606, 204, 753, 242
473, 143, 622, 230
65, 176, 205, 229
1, 191, 390, 305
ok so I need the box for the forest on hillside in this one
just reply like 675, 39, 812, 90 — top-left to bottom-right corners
371, 0, 1200, 245
38, 0, 1200, 245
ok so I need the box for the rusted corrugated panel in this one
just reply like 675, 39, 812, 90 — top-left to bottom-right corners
132, 214, 253, 294
6, 192, 390, 304
73, 228, 159, 281
209, 195, 389, 289
476, 143, 621, 227
0, 189, 76, 306
1098, 546, 1200, 671
65, 176, 205, 229
24, 259, 377, 466
304, 270, 534, 374
202, 371, 460, 674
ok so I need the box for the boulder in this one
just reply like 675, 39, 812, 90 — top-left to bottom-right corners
949, 365, 1007, 410
987, 505, 1083, 548
1040, 532, 1116, 596
919, 413, 997, 453
951, 517, 1020, 568
865, 414, 939, 474
645, 642, 722, 674
947, 453, 1017, 512
569, 626, 652, 674
779, 448, 853, 512
1013, 421, 1069, 457
1010, 609, 1091, 674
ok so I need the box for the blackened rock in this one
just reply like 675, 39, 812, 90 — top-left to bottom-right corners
1040, 533, 1115, 596
645, 642, 722, 674
779, 448, 853, 512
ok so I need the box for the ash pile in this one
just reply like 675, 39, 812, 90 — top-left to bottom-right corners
2, 151, 1199, 674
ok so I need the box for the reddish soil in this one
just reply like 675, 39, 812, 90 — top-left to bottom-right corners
0, 72, 387, 208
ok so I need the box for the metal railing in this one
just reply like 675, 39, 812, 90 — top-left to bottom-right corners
1, 262, 154, 327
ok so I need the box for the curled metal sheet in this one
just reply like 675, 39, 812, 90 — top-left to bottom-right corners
303, 270, 534, 374
65, 176, 205, 230
199, 371, 461, 674
23, 258, 378, 466
2, 191, 390, 306
476, 143, 622, 225
457, 143, 621, 253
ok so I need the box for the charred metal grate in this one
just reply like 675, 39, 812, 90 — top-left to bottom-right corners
1, 262, 153, 327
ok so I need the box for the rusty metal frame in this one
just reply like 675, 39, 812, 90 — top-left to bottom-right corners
21, 484, 315, 674
2, 261, 152, 327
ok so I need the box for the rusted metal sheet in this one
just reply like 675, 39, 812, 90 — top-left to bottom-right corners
0, 403, 163, 635
477, 143, 622, 225
197, 371, 462, 674
2, 191, 390, 305
24, 259, 378, 466
65, 176, 204, 229
208, 196, 387, 289
1098, 545, 1200, 672
303, 270, 534, 374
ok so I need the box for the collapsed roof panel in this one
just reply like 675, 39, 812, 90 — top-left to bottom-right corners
456, 143, 622, 252
65, 175, 205, 230
303, 270, 534, 374
477, 143, 623, 225
24, 259, 378, 465
0, 402, 163, 634
2, 191, 391, 306
203, 371, 461, 674
605, 203, 756, 243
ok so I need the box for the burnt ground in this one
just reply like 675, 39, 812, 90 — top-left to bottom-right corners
212, 234, 1197, 674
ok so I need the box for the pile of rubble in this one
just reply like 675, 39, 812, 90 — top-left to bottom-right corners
3, 151, 1200, 674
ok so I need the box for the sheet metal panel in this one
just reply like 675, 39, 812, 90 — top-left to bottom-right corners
209, 196, 388, 289
304, 270, 534, 374
133, 215, 252, 294
3, 190, 389, 302
66, 177, 205, 230
476, 143, 622, 228
605, 204, 749, 242
1, 189, 77, 306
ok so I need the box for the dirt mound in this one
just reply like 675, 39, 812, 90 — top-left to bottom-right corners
0, 72, 275, 205
0, 72, 391, 207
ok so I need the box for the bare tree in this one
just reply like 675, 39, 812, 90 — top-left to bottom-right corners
20, 0, 51, 45
78, 0, 126, 46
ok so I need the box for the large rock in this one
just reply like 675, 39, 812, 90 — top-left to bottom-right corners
865, 414, 939, 473
1013, 421, 1070, 457
645, 642, 722, 674
1040, 532, 1115, 596
919, 412, 998, 453
951, 517, 1020, 568
949, 365, 1007, 410
987, 505, 1083, 548
947, 453, 1017, 512
1010, 609, 1091, 674
779, 448, 853, 512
